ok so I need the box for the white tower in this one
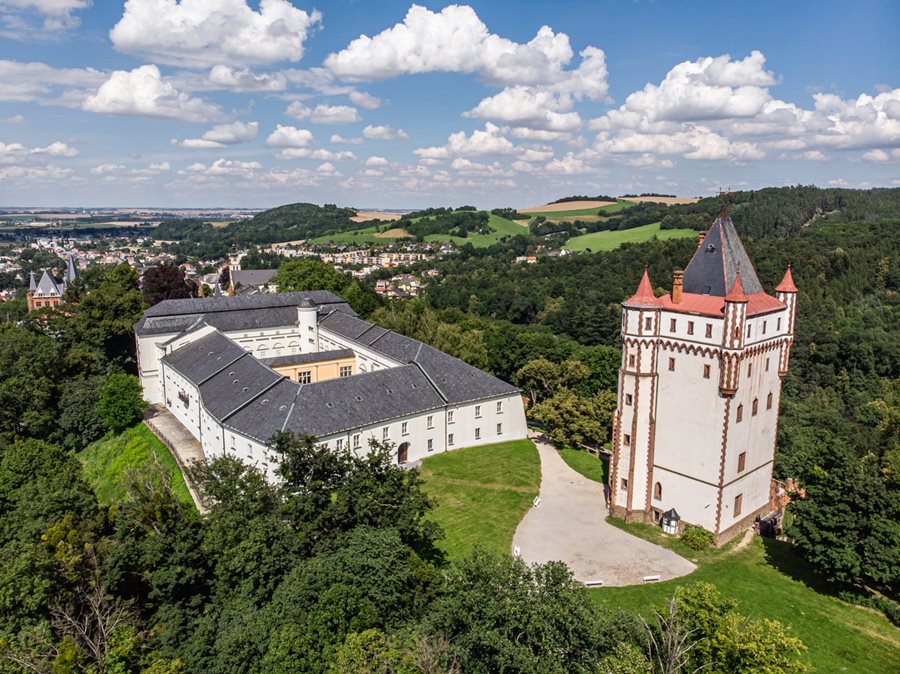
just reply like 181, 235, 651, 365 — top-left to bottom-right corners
610, 216, 797, 544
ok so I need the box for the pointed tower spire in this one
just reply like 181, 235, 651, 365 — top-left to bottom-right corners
28, 271, 37, 292
725, 272, 748, 303
624, 268, 659, 307
65, 254, 78, 285
776, 265, 797, 293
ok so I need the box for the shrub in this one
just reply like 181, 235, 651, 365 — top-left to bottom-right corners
97, 373, 146, 434
680, 525, 714, 551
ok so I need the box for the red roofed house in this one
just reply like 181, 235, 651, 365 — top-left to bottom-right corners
610, 215, 798, 544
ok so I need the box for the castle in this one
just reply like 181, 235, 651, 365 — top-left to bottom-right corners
26, 254, 78, 312
135, 292, 527, 480
610, 216, 797, 544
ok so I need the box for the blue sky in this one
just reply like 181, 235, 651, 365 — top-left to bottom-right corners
1, 0, 897, 208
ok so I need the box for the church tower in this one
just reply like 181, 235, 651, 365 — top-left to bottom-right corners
609, 216, 796, 544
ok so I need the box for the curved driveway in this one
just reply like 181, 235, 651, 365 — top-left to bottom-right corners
513, 434, 696, 586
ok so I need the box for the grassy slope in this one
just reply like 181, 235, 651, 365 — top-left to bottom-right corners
521, 201, 636, 218
419, 440, 540, 560
590, 527, 900, 672
79, 423, 194, 507
566, 222, 696, 252
557, 446, 608, 484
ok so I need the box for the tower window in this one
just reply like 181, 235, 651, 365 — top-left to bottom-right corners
645, 317, 652, 330
705, 324, 713, 338
767, 392, 773, 410
738, 451, 746, 472
623, 433, 631, 446
687, 321, 694, 335
734, 493, 743, 517
653, 482, 662, 500
668, 357, 675, 371
746, 325, 752, 338
762, 320, 767, 334
703, 364, 711, 379
752, 398, 759, 416
625, 393, 633, 406
629, 354, 636, 367
621, 478, 628, 490
736, 404, 743, 423
670, 318, 677, 331
747, 363, 752, 377
765, 358, 770, 372
777, 317, 782, 331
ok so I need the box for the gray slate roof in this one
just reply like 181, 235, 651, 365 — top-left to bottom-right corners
135, 291, 355, 336
259, 348, 354, 368
161, 330, 247, 384
682, 216, 763, 297
231, 269, 277, 287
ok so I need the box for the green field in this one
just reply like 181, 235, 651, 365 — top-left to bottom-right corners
78, 423, 194, 507
590, 525, 900, 672
419, 440, 540, 560
312, 212, 526, 248
521, 201, 636, 219
565, 222, 696, 252
557, 446, 607, 484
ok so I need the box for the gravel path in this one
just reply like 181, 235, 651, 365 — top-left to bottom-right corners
512, 434, 696, 586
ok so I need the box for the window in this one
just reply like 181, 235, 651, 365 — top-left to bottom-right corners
308, 338, 314, 344
339, 365, 352, 378
734, 493, 743, 517
762, 320, 767, 335
448, 433, 455, 446
308, 325, 314, 331
703, 364, 711, 379
767, 392, 773, 410
475, 405, 482, 418
705, 323, 713, 338
178, 390, 189, 407
359, 363, 367, 372
623, 433, 631, 446
383, 427, 389, 441
336, 438, 344, 451
298, 370, 311, 384
645, 317, 652, 330
670, 318, 676, 331
475, 428, 481, 440
448, 410, 455, 424
777, 317, 782, 330
668, 357, 675, 371
628, 354, 636, 367
426, 415, 434, 429
353, 434, 361, 449
752, 398, 759, 416
736, 404, 743, 423
738, 451, 746, 472
496, 401, 503, 414
653, 482, 662, 500
401, 422, 408, 436
625, 393, 633, 406
746, 325, 752, 338
496, 423, 503, 435
765, 358, 770, 372
747, 363, 752, 377
621, 478, 628, 490
687, 321, 694, 335
427, 439, 434, 452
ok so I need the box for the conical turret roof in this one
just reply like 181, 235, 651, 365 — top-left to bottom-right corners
776, 266, 798, 293
28, 271, 37, 292
725, 272, 749, 303
624, 269, 660, 307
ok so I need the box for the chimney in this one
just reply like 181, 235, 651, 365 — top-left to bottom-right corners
697, 230, 707, 249
672, 270, 684, 304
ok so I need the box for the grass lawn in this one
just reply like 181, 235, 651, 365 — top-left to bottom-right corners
79, 423, 194, 507
566, 222, 696, 252
557, 446, 607, 484
590, 528, 900, 672
419, 440, 540, 560
310, 225, 391, 244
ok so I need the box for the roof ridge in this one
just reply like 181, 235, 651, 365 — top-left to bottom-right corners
410, 359, 449, 403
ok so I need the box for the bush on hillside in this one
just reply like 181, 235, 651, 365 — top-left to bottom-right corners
680, 525, 714, 551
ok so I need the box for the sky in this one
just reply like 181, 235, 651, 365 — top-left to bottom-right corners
0, 0, 898, 209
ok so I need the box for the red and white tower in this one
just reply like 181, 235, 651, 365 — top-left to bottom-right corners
609, 216, 797, 544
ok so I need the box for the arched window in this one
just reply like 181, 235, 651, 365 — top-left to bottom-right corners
766, 392, 773, 410
752, 398, 759, 416
736, 404, 744, 423
653, 482, 662, 500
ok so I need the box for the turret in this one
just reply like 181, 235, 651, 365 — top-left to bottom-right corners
26, 271, 36, 313
775, 266, 798, 376
297, 297, 318, 352
719, 273, 748, 396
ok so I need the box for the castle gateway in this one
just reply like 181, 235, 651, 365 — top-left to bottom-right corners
610, 216, 797, 544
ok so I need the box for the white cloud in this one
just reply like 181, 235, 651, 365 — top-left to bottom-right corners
362, 124, 408, 140
415, 122, 518, 159
509, 127, 571, 141
148, 161, 170, 171
316, 161, 341, 176
181, 158, 262, 176
175, 121, 258, 148
349, 90, 381, 109
0, 0, 89, 31
0, 59, 105, 104
90, 163, 125, 175
5, 114, 24, 123
285, 102, 361, 124
365, 156, 388, 166
0, 163, 73, 182
0, 140, 78, 162
276, 148, 355, 161
205, 65, 287, 92
30, 141, 78, 157
544, 152, 591, 174
330, 134, 363, 145
83, 65, 220, 122
265, 124, 314, 148
110, 0, 322, 68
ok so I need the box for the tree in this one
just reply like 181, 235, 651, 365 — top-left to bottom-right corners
272, 258, 352, 295
58, 376, 107, 450
0, 326, 63, 444
97, 373, 146, 434
142, 264, 196, 307
530, 389, 617, 447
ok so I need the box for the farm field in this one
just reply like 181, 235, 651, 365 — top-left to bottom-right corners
589, 530, 900, 673
79, 423, 194, 507
618, 195, 701, 205
522, 200, 636, 219
419, 439, 540, 561
565, 221, 696, 251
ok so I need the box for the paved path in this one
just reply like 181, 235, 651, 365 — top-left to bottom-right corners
512, 434, 696, 586
144, 405, 207, 514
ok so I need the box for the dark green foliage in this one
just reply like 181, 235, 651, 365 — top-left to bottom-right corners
58, 375, 108, 450
0, 326, 62, 443
680, 525, 714, 551
400, 210, 490, 240
551, 194, 616, 203
97, 373, 146, 434
142, 263, 196, 307
272, 257, 380, 316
